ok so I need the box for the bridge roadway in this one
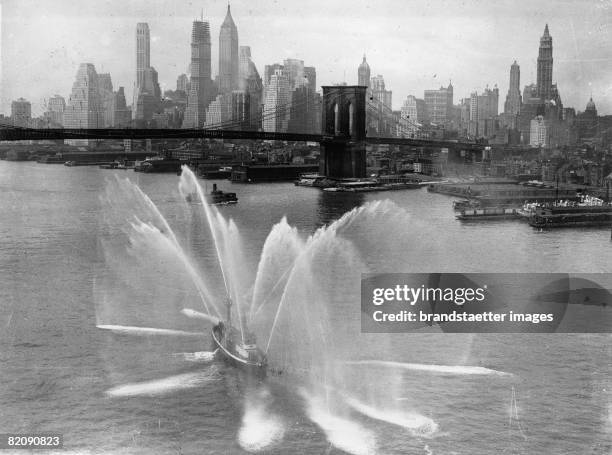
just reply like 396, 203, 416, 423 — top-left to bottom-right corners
0, 127, 485, 152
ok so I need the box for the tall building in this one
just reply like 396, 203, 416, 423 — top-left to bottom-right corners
205, 94, 230, 127
424, 83, 453, 127
536, 24, 553, 100
517, 84, 544, 143
218, 4, 239, 94
283, 59, 306, 90
183, 19, 213, 128
142, 67, 161, 99
370, 75, 392, 108
45, 95, 65, 126
468, 86, 499, 138
304, 66, 316, 93
264, 63, 284, 87
364, 73, 394, 136
287, 83, 320, 134
64, 63, 103, 145
399, 95, 427, 137
504, 61, 521, 115
263, 69, 290, 132
239, 46, 252, 82
113, 87, 131, 127
177, 73, 189, 93
400, 96, 427, 123
530, 115, 549, 147
358, 55, 370, 87
239, 47, 263, 130
231, 90, 250, 130
97, 73, 115, 127
134, 23, 161, 125
576, 97, 599, 140
136, 23, 150, 90
11, 98, 31, 127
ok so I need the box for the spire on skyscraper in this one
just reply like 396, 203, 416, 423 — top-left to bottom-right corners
504, 60, 521, 116
537, 24, 553, 100
222, 3, 236, 27
358, 54, 370, 87
219, 3, 239, 94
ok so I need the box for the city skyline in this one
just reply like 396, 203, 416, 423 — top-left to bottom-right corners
1, 0, 611, 116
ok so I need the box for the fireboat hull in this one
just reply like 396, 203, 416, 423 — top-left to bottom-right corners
211, 324, 267, 377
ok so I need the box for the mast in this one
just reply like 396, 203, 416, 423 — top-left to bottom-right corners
226, 297, 232, 326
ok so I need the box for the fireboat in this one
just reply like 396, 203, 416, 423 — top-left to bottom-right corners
211, 298, 267, 376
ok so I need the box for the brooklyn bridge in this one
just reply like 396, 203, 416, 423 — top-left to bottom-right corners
0, 86, 485, 179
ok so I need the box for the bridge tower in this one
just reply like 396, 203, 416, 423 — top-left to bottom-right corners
319, 86, 367, 179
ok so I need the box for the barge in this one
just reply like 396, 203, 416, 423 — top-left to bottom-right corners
456, 207, 520, 221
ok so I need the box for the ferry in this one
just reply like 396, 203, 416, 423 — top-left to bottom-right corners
205, 183, 238, 205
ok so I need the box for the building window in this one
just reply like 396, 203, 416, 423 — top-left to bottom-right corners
334, 103, 339, 135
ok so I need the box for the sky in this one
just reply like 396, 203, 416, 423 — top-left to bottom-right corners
1, 0, 611, 116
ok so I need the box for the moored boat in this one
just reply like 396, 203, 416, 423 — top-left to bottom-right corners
526, 196, 612, 228
453, 199, 480, 211
456, 207, 520, 221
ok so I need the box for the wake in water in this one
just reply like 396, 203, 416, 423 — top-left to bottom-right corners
341, 393, 438, 437
301, 390, 377, 455
238, 388, 285, 452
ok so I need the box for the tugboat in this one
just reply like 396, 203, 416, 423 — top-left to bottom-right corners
211, 298, 267, 376
205, 183, 238, 205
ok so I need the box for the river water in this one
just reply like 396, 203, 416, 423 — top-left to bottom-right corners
0, 161, 610, 454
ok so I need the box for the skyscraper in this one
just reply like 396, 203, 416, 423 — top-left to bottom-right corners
283, 59, 305, 90
11, 98, 31, 127
238, 46, 263, 130
134, 23, 161, 125
371, 75, 392, 108
136, 23, 150, 90
239, 46, 252, 82
424, 83, 453, 127
45, 95, 65, 126
469, 85, 499, 138
183, 19, 212, 128
64, 63, 103, 145
536, 24, 553, 100
358, 55, 370, 87
218, 4, 239, 94
231, 90, 250, 130
177, 74, 189, 93
113, 88, 131, 127
98, 73, 115, 127
304, 67, 316, 93
504, 61, 521, 115
399, 95, 427, 138
263, 69, 290, 132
